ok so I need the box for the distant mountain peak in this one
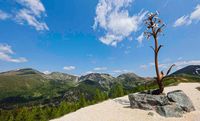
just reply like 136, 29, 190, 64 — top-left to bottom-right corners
44, 72, 78, 82
79, 73, 116, 90
79, 73, 114, 81
117, 72, 143, 80
172, 65, 200, 76
0, 68, 42, 75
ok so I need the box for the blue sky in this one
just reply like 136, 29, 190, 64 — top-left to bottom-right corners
0, 0, 200, 77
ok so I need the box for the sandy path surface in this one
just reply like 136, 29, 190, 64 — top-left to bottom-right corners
51, 83, 200, 121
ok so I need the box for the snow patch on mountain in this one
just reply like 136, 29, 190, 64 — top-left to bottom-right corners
195, 68, 200, 75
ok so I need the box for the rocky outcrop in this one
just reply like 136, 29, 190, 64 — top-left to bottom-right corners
156, 104, 183, 117
128, 90, 195, 117
167, 90, 195, 112
129, 93, 170, 110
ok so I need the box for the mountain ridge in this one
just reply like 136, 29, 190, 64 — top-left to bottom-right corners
1, 66, 200, 110
172, 65, 200, 76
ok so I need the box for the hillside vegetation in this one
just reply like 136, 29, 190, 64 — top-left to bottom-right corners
0, 65, 200, 121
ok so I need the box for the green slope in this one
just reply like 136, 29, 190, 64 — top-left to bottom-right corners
1, 66, 200, 110
0, 68, 78, 109
172, 65, 200, 76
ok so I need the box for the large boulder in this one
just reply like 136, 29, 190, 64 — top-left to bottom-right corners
156, 104, 183, 117
129, 93, 170, 110
167, 90, 195, 112
128, 90, 195, 117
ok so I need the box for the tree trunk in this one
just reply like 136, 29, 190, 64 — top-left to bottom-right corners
153, 35, 164, 94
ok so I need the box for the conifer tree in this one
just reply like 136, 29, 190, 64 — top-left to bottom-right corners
79, 94, 87, 107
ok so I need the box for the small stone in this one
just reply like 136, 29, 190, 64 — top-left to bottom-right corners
148, 112, 154, 116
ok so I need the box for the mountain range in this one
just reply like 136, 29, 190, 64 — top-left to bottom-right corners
0, 65, 200, 110
172, 65, 200, 76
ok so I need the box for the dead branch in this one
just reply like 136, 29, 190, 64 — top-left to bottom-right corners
157, 45, 163, 53
166, 64, 176, 76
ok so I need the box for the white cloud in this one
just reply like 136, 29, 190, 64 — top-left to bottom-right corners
16, 0, 49, 31
149, 62, 168, 69
84, 71, 94, 75
173, 16, 191, 27
174, 60, 200, 68
17, 0, 46, 17
0, 44, 14, 54
84, 69, 129, 75
177, 57, 183, 60
113, 69, 128, 73
165, 60, 200, 70
174, 4, 200, 27
190, 4, 200, 21
16, 9, 49, 31
136, 33, 144, 44
0, 44, 27, 63
43, 70, 51, 74
0, 0, 48, 31
140, 65, 148, 70
93, 0, 147, 46
0, 10, 10, 20
141, 60, 200, 71
93, 67, 107, 71
63, 66, 76, 71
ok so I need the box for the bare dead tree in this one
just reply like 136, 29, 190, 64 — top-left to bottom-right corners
144, 12, 175, 94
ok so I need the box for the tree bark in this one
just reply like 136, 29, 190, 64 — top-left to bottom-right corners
153, 34, 164, 94
145, 13, 175, 94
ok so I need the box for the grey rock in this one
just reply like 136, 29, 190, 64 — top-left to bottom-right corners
128, 90, 195, 117
167, 90, 195, 112
148, 112, 154, 116
156, 104, 184, 117
128, 93, 170, 110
